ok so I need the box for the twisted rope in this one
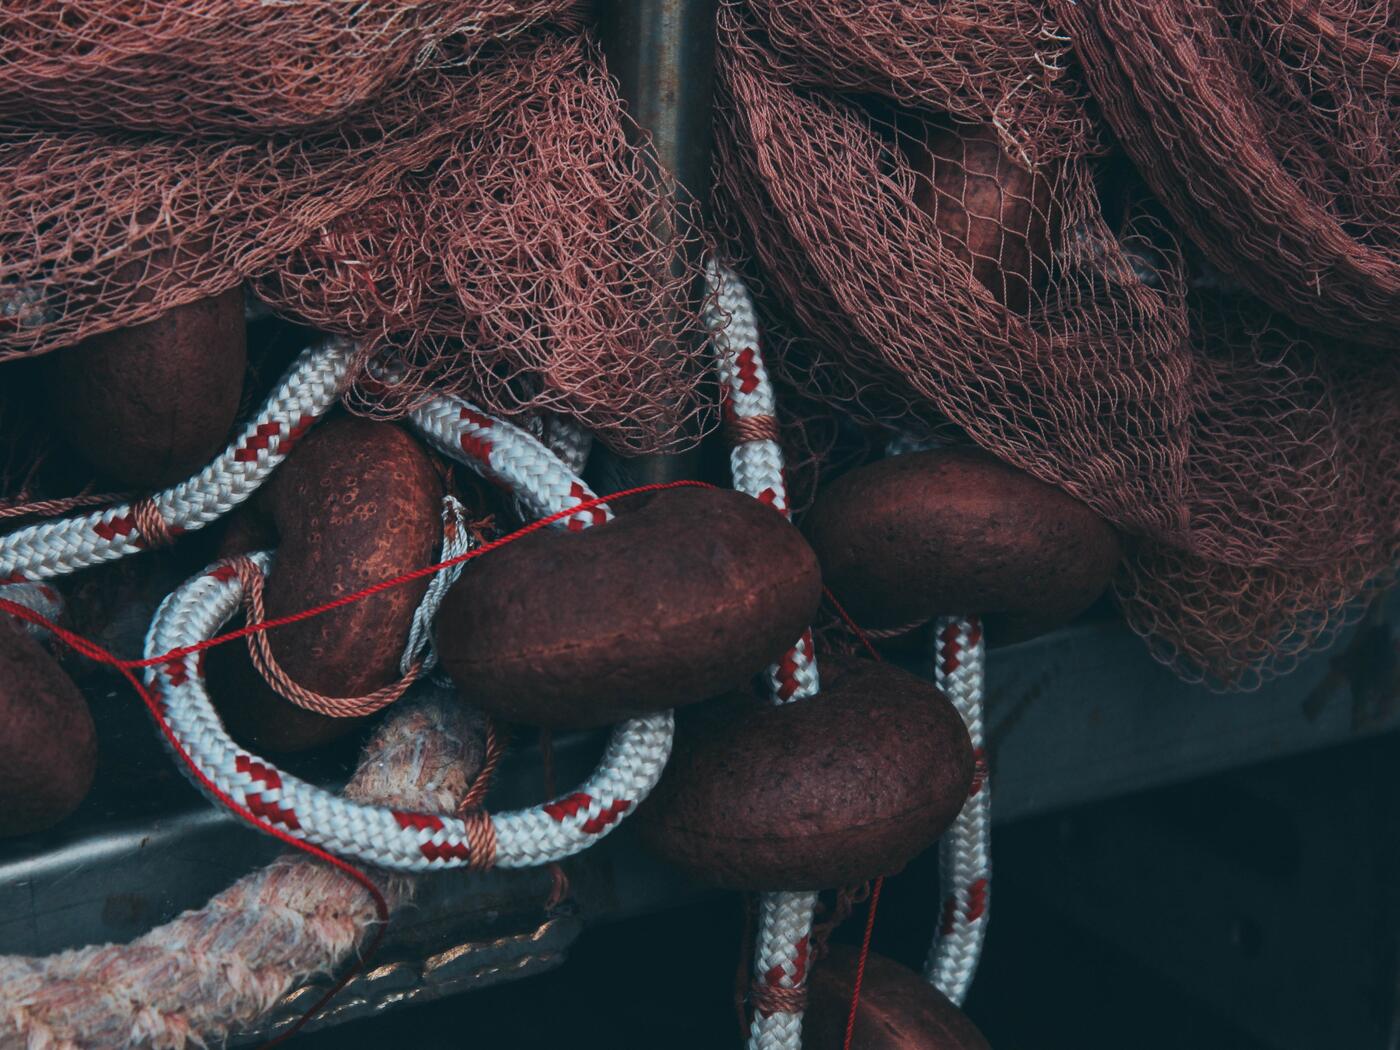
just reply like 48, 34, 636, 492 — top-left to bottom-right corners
0, 692, 486, 1050
234, 555, 423, 719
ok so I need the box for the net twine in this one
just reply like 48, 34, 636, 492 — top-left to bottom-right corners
713, 0, 1400, 686
1051, 0, 1400, 349
1, 11, 712, 456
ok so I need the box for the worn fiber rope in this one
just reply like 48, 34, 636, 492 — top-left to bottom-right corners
0, 691, 487, 1050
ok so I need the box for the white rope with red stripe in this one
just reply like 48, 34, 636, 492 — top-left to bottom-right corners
705, 260, 819, 1050
143, 403, 672, 872
925, 616, 990, 1004
0, 580, 63, 639
881, 437, 992, 1005
0, 338, 353, 583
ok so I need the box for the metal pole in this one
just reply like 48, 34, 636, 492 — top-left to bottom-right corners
590, 0, 719, 491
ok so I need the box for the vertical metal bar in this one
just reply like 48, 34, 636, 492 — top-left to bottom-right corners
590, 0, 719, 491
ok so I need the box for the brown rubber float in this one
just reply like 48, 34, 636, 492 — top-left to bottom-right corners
909, 120, 1054, 314
806, 448, 1121, 642
46, 288, 247, 489
637, 655, 973, 890
0, 615, 96, 837
804, 946, 992, 1050
435, 486, 823, 729
208, 416, 442, 752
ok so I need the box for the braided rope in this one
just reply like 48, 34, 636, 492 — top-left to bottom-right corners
924, 617, 990, 1005
408, 396, 613, 533
0, 580, 63, 639
144, 395, 670, 873
705, 260, 821, 1050
402, 494, 475, 679
880, 438, 992, 1005
0, 338, 353, 582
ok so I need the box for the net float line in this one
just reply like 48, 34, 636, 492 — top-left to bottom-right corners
142, 399, 674, 873
705, 260, 821, 1050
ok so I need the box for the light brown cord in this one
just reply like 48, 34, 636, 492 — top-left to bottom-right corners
231, 555, 422, 718
0, 490, 131, 520
749, 982, 808, 1016
132, 496, 179, 547
455, 718, 506, 872
725, 413, 781, 445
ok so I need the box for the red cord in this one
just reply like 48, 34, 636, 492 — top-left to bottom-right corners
0, 479, 710, 1042
842, 875, 884, 1050
821, 585, 889, 1046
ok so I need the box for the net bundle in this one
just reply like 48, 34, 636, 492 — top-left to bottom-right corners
1053, 0, 1400, 349
0, 2, 709, 454
714, 0, 1399, 686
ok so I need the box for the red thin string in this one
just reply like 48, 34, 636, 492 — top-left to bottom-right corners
843, 875, 884, 1050
0, 481, 712, 673
0, 479, 710, 1042
822, 584, 887, 1046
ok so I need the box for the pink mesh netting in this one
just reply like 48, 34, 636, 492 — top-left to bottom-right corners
0, 2, 573, 133
0, 7, 709, 454
1053, 0, 1400, 349
714, 0, 1399, 686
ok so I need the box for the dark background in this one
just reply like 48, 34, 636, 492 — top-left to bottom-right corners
296, 731, 1400, 1049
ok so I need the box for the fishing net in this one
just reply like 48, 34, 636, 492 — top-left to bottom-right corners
1053, 0, 1400, 349
0, 6, 709, 454
714, 0, 1400, 686
0, 2, 573, 134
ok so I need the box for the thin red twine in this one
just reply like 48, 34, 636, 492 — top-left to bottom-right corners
822, 585, 887, 1050
0, 480, 709, 1045
844, 875, 885, 1050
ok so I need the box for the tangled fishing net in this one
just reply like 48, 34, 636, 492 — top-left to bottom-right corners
1053, 0, 1400, 349
0, 2, 709, 455
714, 0, 1400, 686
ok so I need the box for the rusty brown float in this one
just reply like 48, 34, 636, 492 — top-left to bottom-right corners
806, 447, 1121, 643
637, 655, 973, 890
804, 946, 992, 1050
436, 486, 823, 729
0, 615, 96, 836
209, 415, 442, 752
46, 289, 247, 489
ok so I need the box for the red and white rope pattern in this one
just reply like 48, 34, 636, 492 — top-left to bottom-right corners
0, 338, 353, 583
0, 580, 63, 639
143, 404, 672, 872
924, 616, 990, 1005
705, 260, 820, 1050
409, 396, 611, 534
